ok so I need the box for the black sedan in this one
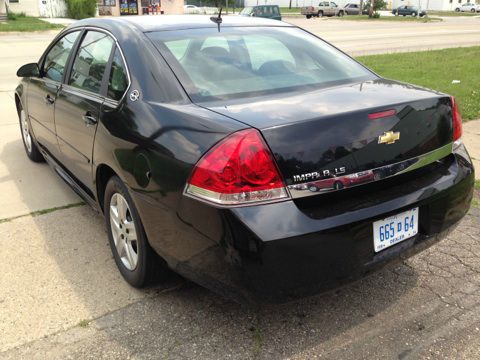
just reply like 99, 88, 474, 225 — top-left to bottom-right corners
15, 16, 474, 303
392, 5, 427, 17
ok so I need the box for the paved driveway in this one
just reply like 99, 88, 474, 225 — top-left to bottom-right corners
0, 19, 479, 359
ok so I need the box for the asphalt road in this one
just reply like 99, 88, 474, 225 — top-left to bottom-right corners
286, 16, 480, 55
0, 17, 479, 359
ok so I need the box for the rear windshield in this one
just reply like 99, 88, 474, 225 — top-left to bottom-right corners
148, 27, 375, 102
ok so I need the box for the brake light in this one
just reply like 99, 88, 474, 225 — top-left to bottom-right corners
185, 129, 289, 206
368, 109, 396, 120
451, 96, 462, 141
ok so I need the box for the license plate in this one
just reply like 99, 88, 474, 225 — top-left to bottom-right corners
373, 208, 418, 253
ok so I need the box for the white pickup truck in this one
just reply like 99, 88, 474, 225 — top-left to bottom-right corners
301, 1, 342, 18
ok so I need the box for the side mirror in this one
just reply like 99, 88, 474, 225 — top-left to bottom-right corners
17, 63, 40, 78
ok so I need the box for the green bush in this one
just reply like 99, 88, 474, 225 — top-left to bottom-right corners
372, 12, 380, 18
65, 0, 97, 19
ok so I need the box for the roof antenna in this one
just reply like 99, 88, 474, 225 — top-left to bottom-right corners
210, 7, 223, 32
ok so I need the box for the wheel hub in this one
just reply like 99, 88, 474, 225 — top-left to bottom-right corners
109, 193, 139, 271
21, 110, 32, 153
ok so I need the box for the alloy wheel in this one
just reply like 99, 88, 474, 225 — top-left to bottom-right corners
21, 110, 32, 153
109, 193, 139, 271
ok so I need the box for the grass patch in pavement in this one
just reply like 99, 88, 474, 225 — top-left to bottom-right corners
0, 202, 85, 224
78, 319, 90, 328
0, 14, 63, 32
335, 15, 443, 22
357, 47, 480, 120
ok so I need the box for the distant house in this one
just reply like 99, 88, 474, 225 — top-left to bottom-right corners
0, 0, 67, 17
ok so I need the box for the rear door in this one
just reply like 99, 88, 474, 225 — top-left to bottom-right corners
54, 30, 115, 190
27, 30, 81, 157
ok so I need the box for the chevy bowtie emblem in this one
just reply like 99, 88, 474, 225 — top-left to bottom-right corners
378, 131, 400, 145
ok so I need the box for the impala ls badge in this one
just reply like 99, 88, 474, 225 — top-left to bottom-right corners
378, 131, 400, 145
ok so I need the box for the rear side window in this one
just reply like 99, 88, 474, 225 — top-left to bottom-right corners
68, 31, 114, 94
107, 48, 129, 101
43, 31, 81, 82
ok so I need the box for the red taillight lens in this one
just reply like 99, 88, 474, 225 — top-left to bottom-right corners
368, 109, 396, 120
451, 96, 462, 141
185, 129, 289, 205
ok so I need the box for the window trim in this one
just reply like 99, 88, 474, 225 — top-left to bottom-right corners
40, 29, 84, 85
64, 27, 131, 105
66, 30, 116, 97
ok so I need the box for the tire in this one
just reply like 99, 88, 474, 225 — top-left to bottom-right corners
402, 14, 406, 16
308, 186, 318, 192
455, 7, 460, 12
306, 14, 312, 19
471, 8, 475, 12
338, 10, 344, 17
318, 10, 323, 17
411, 12, 417, 16
18, 103, 44, 162
334, 181, 344, 190
104, 175, 168, 288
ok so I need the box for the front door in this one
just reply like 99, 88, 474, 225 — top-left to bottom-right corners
54, 30, 115, 190
27, 30, 81, 158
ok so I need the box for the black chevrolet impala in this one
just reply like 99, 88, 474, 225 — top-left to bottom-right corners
15, 16, 474, 302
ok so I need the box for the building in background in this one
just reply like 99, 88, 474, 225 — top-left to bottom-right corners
99, 0, 184, 16
0, 0, 183, 17
0, 0, 67, 17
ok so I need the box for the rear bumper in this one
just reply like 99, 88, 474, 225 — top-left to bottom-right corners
139, 150, 474, 304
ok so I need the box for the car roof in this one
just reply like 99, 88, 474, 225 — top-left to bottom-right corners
74, 15, 292, 33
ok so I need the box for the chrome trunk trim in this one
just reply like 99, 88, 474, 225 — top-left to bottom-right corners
287, 142, 453, 199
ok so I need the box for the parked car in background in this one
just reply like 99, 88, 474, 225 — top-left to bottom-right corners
392, 5, 427, 17
301, 1, 341, 18
455, 3, 480, 12
239, 5, 282, 20
184, 4, 201, 14
183, 5, 219, 15
339, 3, 360, 15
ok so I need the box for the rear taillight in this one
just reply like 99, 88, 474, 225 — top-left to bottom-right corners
451, 96, 462, 141
185, 129, 289, 206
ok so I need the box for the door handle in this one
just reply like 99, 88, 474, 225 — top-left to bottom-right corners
45, 94, 55, 105
82, 112, 98, 127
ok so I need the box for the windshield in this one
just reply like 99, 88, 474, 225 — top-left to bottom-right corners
239, 7, 253, 15
148, 27, 376, 102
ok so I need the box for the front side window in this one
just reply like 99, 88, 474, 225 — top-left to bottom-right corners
149, 27, 375, 102
69, 31, 114, 94
43, 31, 81, 82
107, 48, 129, 101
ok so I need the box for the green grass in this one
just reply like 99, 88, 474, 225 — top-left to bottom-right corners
428, 10, 479, 16
357, 47, 480, 120
475, 180, 480, 190
0, 15, 63, 32
336, 14, 442, 22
